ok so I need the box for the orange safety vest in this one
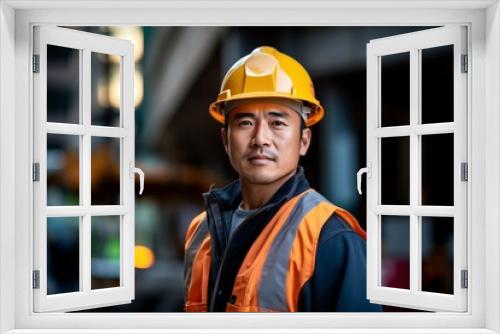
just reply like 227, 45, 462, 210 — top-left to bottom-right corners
184, 189, 365, 312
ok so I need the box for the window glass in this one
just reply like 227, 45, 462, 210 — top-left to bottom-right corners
91, 216, 121, 289
47, 45, 80, 124
421, 216, 454, 294
381, 137, 410, 205
47, 217, 80, 295
91, 137, 121, 205
47, 134, 80, 206
421, 45, 454, 124
91, 52, 121, 127
381, 52, 410, 127
381, 215, 410, 290
421, 134, 454, 206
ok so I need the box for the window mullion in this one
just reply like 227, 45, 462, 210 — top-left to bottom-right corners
81, 48, 92, 293
410, 214, 420, 292
409, 48, 420, 293
374, 123, 455, 138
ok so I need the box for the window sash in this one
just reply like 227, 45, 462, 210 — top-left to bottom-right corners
366, 26, 468, 312
32, 25, 135, 312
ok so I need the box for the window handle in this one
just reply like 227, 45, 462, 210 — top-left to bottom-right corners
130, 162, 145, 195
356, 162, 371, 195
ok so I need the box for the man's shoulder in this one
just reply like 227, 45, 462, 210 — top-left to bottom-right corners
187, 210, 208, 234
190, 211, 207, 224
184, 211, 208, 247
302, 190, 366, 242
318, 211, 365, 246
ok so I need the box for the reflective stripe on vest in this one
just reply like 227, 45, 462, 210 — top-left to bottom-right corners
258, 189, 325, 311
184, 212, 210, 311
184, 189, 365, 312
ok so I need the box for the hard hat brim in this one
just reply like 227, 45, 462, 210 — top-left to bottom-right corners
209, 93, 324, 127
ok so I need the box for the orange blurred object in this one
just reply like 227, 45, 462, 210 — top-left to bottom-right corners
134, 245, 155, 269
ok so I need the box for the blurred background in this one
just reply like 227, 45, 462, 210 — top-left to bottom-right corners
46, 26, 454, 312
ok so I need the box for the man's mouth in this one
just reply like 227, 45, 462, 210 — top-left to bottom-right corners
247, 154, 276, 162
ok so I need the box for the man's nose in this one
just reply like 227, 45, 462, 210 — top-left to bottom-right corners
251, 121, 271, 147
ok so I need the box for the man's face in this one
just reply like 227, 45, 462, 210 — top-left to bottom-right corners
221, 100, 312, 186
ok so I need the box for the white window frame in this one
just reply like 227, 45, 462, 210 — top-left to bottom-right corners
0, 1, 499, 333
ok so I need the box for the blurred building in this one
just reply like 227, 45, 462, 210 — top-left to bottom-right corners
47, 26, 451, 312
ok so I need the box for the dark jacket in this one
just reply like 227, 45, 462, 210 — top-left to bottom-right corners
201, 167, 382, 312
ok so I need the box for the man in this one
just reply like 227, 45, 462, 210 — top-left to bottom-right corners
184, 46, 381, 312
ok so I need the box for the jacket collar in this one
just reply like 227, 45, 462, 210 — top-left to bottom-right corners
203, 166, 310, 214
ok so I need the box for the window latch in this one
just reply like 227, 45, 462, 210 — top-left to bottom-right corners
130, 162, 144, 195
357, 162, 372, 195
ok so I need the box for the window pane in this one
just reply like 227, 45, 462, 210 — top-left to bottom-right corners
91, 216, 120, 289
421, 134, 454, 206
47, 217, 80, 294
47, 134, 80, 206
381, 136, 410, 205
91, 137, 121, 205
381, 215, 410, 289
421, 216, 454, 294
421, 45, 454, 124
47, 45, 80, 124
381, 52, 410, 127
91, 52, 121, 127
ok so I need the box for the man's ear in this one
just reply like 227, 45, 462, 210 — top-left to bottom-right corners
221, 127, 228, 155
299, 128, 312, 156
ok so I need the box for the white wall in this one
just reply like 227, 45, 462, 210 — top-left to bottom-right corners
0, 2, 16, 333
485, 2, 500, 332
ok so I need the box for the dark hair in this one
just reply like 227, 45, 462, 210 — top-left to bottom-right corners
300, 118, 306, 131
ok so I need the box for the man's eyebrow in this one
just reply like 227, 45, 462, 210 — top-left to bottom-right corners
229, 110, 290, 121
267, 111, 290, 118
231, 112, 256, 120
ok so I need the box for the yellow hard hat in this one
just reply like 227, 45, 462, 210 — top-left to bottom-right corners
209, 46, 324, 127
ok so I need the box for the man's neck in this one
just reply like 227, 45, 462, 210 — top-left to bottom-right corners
239, 170, 297, 210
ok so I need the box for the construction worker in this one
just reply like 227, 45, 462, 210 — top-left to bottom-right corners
184, 46, 382, 312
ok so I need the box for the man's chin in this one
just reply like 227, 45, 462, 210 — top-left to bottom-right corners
240, 169, 294, 186
238, 170, 276, 184
246, 177, 278, 185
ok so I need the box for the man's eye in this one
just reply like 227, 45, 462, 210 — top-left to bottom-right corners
272, 120, 286, 127
238, 120, 253, 127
